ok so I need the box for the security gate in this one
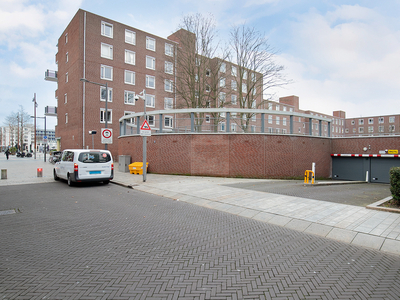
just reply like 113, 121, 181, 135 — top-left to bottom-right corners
332, 154, 400, 184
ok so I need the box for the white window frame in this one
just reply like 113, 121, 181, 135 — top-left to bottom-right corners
358, 119, 364, 125
231, 95, 237, 105
268, 115, 272, 124
146, 37, 156, 51
164, 116, 173, 128
368, 126, 374, 133
101, 43, 113, 60
165, 79, 173, 92
368, 118, 374, 124
165, 61, 173, 74
146, 75, 155, 89
358, 127, 364, 133
243, 70, 247, 80
231, 123, 237, 132
146, 94, 155, 108
101, 21, 113, 38
100, 65, 113, 81
124, 70, 135, 85
231, 80, 237, 91
65, 113, 68, 124
220, 78, 226, 88
66, 52, 68, 63
220, 122, 225, 132
125, 50, 135, 65
165, 43, 174, 56
276, 116, 280, 125
65, 33, 68, 44
205, 115, 211, 123
389, 117, 395, 123
231, 66, 237, 77
242, 83, 247, 93
100, 86, 113, 102
164, 97, 173, 109
218, 92, 226, 106
65, 72, 68, 83
378, 117, 384, 124
100, 108, 112, 124
124, 111, 136, 124
146, 56, 155, 70
378, 126, 384, 133
124, 91, 136, 105
64, 93, 67, 104
125, 29, 136, 45
148, 115, 155, 126
220, 62, 226, 73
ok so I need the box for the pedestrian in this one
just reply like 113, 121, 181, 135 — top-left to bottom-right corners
5, 148, 10, 160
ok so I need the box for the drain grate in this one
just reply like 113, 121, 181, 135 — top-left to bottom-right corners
0, 209, 16, 216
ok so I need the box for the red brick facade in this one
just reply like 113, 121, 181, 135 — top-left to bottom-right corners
118, 134, 400, 179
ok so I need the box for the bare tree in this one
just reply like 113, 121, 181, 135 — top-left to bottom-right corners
4, 106, 32, 150
167, 13, 229, 132
229, 25, 291, 132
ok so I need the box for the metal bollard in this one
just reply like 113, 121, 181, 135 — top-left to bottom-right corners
1, 169, 7, 180
37, 168, 43, 177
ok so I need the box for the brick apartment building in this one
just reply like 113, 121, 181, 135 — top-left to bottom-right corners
45, 9, 398, 158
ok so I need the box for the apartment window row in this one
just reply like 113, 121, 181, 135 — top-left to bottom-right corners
100, 21, 174, 56
351, 117, 396, 126
219, 63, 257, 82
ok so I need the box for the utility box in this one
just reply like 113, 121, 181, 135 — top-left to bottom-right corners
118, 155, 131, 172
1, 169, 7, 180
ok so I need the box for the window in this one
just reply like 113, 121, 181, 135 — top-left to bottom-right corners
276, 116, 280, 125
231, 123, 237, 132
148, 116, 155, 126
65, 72, 68, 83
146, 56, 155, 70
378, 126, 384, 133
66, 52, 68, 63
146, 94, 155, 108
283, 106, 287, 112
146, 37, 156, 51
205, 85, 211, 92
268, 103, 272, 110
358, 127, 364, 133
242, 83, 247, 93
276, 105, 280, 111
251, 125, 256, 133
65, 33, 68, 44
101, 43, 113, 59
165, 79, 173, 92
243, 70, 247, 80
368, 118, 374, 124
220, 122, 225, 132
218, 92, 226, 106
146, 75, 155, 89
358, 119, 364, 125
251, 100, 256, 108
220, 62, 226, 73
268, 115, 272, 124
101, 21, 113, 38
164, 97, 173, 109
100, 86, 112, 102
64, 93, 67, 104
206, 69, 211, 77
231, 80, 237, 91
124, 111, 136, 124
125, 29, 136, 45
165, 61, 173, 74
165, 43, 174, 56
379, 117, 384, 124
101, 65, 113, 80
164, 116, 173, 128
220, 78, 226, 87
100, 109, 112, 123
351, 120, 355, 125
206, 115, 210, 123
389, 116, 395, 123
65, 113, 68, 124
283, 118, 287, 126
389, 125, 395, 131
124, 70, 135, 85
125, 50, 135, 65
231, 66, 237, 76
251, 73, 256, 82
231, 95, 237, 105
124, 91, 135, 105
368, 126, 374, 133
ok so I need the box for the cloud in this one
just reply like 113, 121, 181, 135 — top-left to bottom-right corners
272, 4, 400, 117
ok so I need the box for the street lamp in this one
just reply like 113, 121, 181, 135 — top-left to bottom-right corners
135, 89, 148, 182
89, 130, 97, 149
31, 115, 47, 162
80, 78, 108, 150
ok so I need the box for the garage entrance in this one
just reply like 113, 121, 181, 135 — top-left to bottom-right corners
331, 154, 400, 184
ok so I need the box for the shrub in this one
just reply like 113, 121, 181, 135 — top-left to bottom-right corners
389, 167, 400, 205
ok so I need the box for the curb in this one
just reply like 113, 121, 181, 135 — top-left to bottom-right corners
367, 196, 400, 214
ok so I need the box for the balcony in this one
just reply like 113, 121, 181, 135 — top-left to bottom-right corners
45, 70, 58, 82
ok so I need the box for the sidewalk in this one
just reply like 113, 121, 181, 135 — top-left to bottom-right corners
1, 154, 400, 256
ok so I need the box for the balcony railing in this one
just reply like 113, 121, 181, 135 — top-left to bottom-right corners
45, 70, 58, 82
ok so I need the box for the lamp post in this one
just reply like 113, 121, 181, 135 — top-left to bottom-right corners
136, 89, 148, 182
32, 93, 37, 159
80, 78, 108, 150
31, 115, 47, 162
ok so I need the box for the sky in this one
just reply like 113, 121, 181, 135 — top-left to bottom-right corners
1, 0, 400, 130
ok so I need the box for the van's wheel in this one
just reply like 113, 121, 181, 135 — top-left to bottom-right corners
67, 174, 73, 186
53, 169, 59, 181
103, 180, 110, 185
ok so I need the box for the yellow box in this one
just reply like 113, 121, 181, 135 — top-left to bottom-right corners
129, 162, 149, 175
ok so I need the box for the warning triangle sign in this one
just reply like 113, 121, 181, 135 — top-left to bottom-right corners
140, 119, 151, 130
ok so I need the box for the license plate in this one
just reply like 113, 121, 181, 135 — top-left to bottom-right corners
90, 171, 101, 174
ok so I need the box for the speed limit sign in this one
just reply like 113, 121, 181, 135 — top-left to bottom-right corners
101, 128, 113, 144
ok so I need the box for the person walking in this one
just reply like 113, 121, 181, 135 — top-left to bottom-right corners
5, 148, 10, 160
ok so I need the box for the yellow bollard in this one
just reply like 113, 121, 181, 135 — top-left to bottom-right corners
304, 170, 315, 184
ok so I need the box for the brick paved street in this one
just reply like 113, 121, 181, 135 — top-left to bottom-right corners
1, 182, 400, 299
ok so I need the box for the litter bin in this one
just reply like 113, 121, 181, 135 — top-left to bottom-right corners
119, 155, 131, 172
129, 162, 149, 175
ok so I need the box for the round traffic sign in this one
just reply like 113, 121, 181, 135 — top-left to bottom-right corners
102, 129, 112, 138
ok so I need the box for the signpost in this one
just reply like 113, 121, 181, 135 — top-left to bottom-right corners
101, 128, 113, 145
140, 119, 151, 136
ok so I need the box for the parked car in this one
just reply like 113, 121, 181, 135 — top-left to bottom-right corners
49, 151, 63, 164
53, 149, 113, 186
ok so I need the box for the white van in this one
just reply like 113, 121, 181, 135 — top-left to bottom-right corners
54, 149, 113, 186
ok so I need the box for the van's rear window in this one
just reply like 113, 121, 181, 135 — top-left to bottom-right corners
78, 152, 111, 163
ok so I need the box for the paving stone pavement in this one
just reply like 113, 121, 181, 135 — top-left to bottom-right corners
1, 182, 400, 300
